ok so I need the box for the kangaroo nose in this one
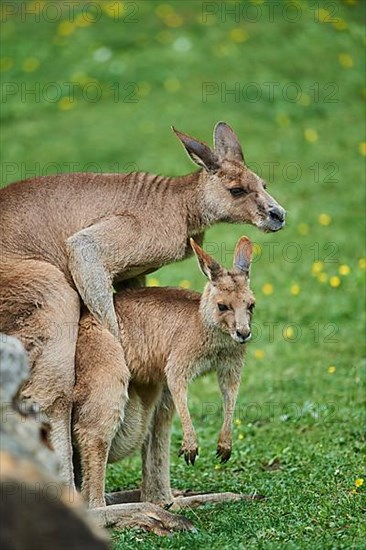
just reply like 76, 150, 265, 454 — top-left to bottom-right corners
236, 330, 251, 342
269, 206, 285, 223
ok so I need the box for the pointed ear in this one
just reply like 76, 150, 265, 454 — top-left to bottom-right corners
172, 127, 220, 172
214, 121, 245, 163
233, 236, 252, 274
190, 238, 224, 281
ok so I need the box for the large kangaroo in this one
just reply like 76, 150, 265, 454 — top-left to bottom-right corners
0, 122, 285, 485
74, 237, 254, 510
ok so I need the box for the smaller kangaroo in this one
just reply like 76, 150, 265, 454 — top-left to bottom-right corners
73, 236, 255, 509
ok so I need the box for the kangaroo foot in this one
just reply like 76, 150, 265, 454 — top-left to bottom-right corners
89, 502, 196, 536
168, 491, 265, 510
105, 489, 141, 505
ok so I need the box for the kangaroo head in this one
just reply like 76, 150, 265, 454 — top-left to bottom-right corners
174, 122, 286, 232
191, 236, 255, 344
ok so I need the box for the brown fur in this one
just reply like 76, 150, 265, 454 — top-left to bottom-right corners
73, 237, 255, 508
0, 122, 284, 485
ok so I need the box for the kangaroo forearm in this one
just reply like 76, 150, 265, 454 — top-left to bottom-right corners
222, 386, 240, 434
66, 233, 119, 339
174, 399, 195, 440
167, 380, 195, 440
218, 366, 242, 437
222, 401, 236, 435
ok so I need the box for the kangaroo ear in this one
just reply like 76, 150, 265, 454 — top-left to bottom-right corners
173, 127, 220, 172
214, 122, 245, 163
233, 236, 252, 274
190, 238, 224, 281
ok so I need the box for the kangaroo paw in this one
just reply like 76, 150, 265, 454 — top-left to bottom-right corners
169, 491, 265, 510
89, 502, 196, 536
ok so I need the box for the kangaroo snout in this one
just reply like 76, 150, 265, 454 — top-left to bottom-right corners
269, 205, 286, 224
234, 329, 251, 344
262, 202, 286, 232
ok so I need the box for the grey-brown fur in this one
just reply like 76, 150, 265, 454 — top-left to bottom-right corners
73, 237, 255, 509
0, 122, 285, 484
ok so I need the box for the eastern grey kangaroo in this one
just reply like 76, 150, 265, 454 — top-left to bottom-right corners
0, 122, 285, 484
73, 236, 255, 509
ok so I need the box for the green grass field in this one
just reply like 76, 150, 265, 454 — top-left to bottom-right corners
1, 1, 365, 548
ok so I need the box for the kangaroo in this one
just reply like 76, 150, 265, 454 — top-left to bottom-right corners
0, 122, 285, 485
73, 236, 255, 510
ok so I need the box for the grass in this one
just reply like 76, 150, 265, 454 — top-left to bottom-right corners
1, 1, 365, 548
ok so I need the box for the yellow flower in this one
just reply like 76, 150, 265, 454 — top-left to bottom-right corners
304, 128, 318, 143
355, 478, 364, 488
359, 142, 366, 156
235, 418, 241, 426
329, 276, 341, 288
147, 278, 160, 287
164, 13, 183, 27
22, 57, 40, 72
137, 82, 151, 98
318, 213, 331, 226
312, 261, 324, 275
339, 264, 350, 276
316, 8, 331, 22
58, 97, 75, 111
229, 28, 248, 43
332, 19, 347, 30
102, 1, 124, 18
0, 57, 14, 72
262, 283, 273, 295
276, 113, 290, 128
254, 349, 265, 360
58, 21, 74, 37
338, 53, 354, 68
358, 258, 366, 269
290, 284, 300, 296
179, 279, 191, 289
238, 433, 244, 440
318, 273, 328, 283
284, 326, 294, 339
298, 93, 311, 106
75, 13, 93, 28
164, 77, 181, 92
298, 223, 309, 235
253, 243, 262, 256
214, 43, 232, 58
155, 4, 175, 18
328, 365, 336, 374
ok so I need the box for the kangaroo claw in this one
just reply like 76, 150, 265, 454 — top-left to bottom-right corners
178, 446, 198, 465
216, 446, 231, 463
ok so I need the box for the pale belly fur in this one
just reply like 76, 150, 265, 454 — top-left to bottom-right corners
108, 383, 163, 463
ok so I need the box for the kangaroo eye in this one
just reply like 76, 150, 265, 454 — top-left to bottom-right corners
229, 187, 247, 197
218, 303, 229, 312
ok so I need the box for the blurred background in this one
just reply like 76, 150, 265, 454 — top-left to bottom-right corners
1, 1, 365, 547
